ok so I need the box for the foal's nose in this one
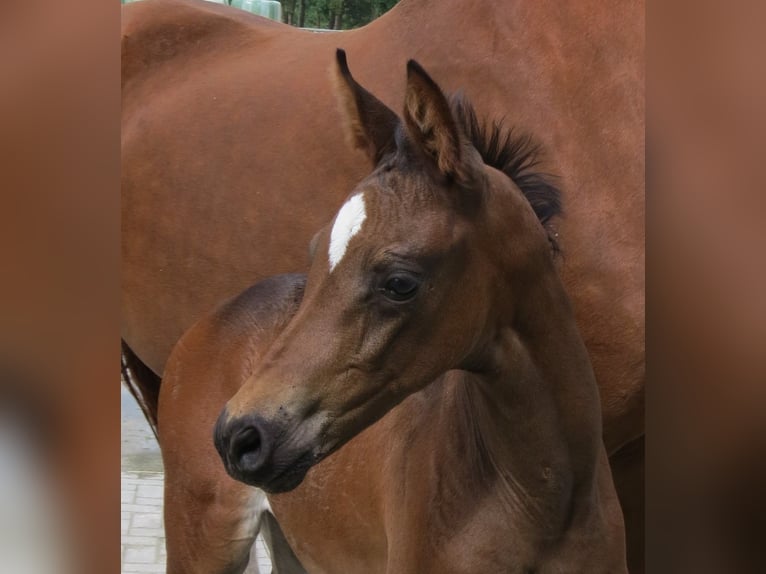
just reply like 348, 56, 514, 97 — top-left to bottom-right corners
213, 410, 272, 483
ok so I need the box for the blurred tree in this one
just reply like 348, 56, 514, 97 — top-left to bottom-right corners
282, 0, 296, 24
284, 0, 398, 29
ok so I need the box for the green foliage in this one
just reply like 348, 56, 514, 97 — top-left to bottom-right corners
282, 0, 399, 29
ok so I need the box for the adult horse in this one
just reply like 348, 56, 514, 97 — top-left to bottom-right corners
169, 52, 628, 572
122, 0, 644, 569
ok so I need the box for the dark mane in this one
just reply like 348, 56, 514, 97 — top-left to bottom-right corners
450, 95, 562, 247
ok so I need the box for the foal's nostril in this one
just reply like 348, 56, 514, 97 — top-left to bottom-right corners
231, 425, 263, 467
213, 410, 273, 481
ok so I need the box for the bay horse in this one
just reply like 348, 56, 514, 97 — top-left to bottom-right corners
164, 51, 627, 573
122, 0, 643, 569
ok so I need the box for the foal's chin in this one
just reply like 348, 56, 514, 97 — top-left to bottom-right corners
227, 447, 318, 494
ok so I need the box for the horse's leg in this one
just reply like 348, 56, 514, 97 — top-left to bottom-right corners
160, 351, 267, 574
259, 509, 308, 574
610, 435, 645, 574
163, 464, 266, 574
121, 339, 161, 436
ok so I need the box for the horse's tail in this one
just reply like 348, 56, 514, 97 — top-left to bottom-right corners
121, 340, 161, 439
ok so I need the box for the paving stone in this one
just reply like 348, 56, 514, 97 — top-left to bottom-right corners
125, 527, 165, 539
124, 545, 158, 564
137, 484, 164, 499
124, 536, 159, 546
122, 564, 167, 573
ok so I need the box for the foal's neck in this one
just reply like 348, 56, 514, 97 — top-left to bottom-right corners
442, 265, 603, 539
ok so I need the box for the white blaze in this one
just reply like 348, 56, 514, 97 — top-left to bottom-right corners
328, 193, 367, 271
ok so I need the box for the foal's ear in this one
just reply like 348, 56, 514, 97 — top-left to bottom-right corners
403, 60, 463, 178
334, 49, 399, 165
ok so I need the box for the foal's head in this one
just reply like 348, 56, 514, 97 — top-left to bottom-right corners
215, 50, 561, 492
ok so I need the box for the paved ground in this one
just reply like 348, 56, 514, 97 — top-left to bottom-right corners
121, 385, 272, 573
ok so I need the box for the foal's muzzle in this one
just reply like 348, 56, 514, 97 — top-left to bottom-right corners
213, 409, 313, 493
214, 409, 273, 481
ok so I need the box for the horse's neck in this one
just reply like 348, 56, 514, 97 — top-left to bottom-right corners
430, 271, 603, 541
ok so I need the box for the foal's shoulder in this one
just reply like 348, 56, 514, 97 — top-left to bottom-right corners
160, 274, 305, 427
213, 273, 307, 341
164, 273, 306, 386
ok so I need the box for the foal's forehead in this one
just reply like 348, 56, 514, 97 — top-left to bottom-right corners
328, 192, 367, 271
327, 187, 392, 273
326, 174, 465, 272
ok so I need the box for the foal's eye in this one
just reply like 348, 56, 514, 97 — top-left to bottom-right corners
380, 274, 420, 302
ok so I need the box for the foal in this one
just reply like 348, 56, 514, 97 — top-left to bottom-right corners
171, 51, 627, 572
